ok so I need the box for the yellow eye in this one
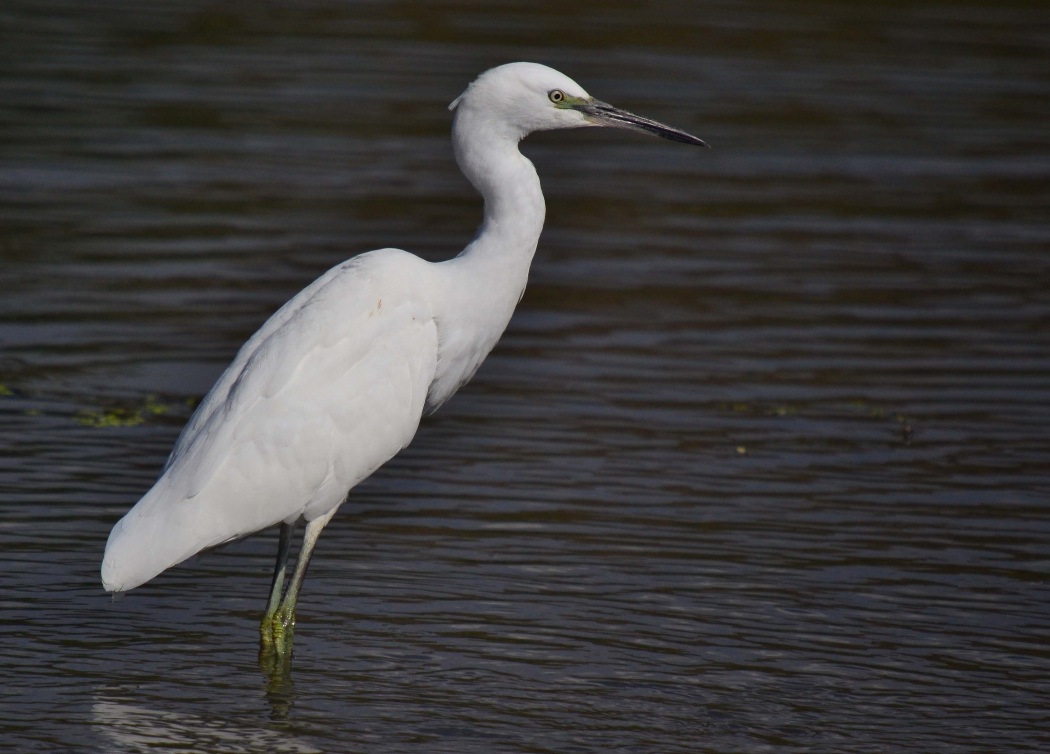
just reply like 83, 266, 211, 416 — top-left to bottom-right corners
548, 90, 565, 103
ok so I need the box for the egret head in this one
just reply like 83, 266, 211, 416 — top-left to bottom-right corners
450, 62, 707, 147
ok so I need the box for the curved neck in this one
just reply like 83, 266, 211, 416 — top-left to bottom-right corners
423, 109, 548, 411
451, 109, 546, 270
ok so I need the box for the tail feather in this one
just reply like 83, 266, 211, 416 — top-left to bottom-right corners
101, 491, 203, 592
101, 474, 296, 592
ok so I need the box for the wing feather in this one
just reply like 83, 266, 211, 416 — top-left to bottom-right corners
101, 249, 439, 591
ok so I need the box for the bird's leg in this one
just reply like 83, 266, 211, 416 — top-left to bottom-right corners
260, 521, 296, 640
265, 508, 337, 652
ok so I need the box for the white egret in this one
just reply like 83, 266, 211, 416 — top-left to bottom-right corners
101, 62, 706, 650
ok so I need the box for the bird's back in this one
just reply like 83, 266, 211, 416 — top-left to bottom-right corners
102, 249, 440, 592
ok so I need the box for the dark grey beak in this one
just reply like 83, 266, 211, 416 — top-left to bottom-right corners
573, 99, 708, 147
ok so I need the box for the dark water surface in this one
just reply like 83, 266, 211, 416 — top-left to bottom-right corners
2, 1, 1049, 751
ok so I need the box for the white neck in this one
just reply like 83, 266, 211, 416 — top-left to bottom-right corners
425, 110, 546, 410
452, 110, 546, 269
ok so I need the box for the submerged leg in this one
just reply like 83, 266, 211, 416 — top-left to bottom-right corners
263, 508, 338, 650
261, 521, 296, 634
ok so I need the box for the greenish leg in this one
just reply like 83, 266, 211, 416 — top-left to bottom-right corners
262, 509, 337, 652
261, 521, 296, 635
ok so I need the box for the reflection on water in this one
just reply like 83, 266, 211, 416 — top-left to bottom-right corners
93, 697, 320, 754
2, 0, 1049, 751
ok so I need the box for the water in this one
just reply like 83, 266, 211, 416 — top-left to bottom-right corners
2, 0, 1049, 751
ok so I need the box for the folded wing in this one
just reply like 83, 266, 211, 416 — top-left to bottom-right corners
102, 249, 439, 592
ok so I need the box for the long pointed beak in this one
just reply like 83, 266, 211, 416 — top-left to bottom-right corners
573, 99, 708, 147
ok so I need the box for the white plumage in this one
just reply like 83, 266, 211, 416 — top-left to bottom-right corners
103, 251, 438, 591
101, 62, 705, 648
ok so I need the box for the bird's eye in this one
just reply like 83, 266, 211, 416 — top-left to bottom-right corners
548, 90, 565, 103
